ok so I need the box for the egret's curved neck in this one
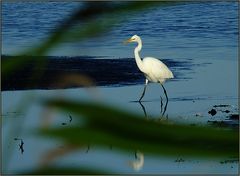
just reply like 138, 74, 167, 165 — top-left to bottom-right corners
134, 39, 145, 73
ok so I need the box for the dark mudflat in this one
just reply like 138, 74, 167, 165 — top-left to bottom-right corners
2, 55, 193, 91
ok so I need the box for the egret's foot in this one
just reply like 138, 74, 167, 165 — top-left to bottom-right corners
138, 101, 147, 117
129, 100, 141, 103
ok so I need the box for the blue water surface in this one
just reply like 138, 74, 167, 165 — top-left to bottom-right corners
2, 1, 238, 60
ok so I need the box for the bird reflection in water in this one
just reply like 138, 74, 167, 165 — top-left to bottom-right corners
14, 138, 24, 154
129, 98, 168, 171
138, 97, 168, 119
128, 151, 144, 171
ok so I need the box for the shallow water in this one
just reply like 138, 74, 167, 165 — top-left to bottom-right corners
2, 81, 238, 174
2, 1, 238, 174
2, 58, 238, 174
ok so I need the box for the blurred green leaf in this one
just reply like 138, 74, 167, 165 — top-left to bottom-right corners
40, 99, 238, 158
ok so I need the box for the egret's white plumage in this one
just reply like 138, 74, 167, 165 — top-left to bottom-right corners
125, 35, 174, 102
142, 56, 174, 84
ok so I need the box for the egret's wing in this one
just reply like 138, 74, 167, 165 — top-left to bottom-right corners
154, 59, 174, 79
143, 57, 174, 81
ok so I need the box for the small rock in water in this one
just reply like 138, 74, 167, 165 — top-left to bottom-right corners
208, 109, 217, 116
229, 114, 239, 120
220, 159, 239, 164
195, 113, 202, 117
208, 120, 225, 127
224, 110, 230, 113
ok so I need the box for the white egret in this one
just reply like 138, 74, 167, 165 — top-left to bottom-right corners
125, 35, 174, 102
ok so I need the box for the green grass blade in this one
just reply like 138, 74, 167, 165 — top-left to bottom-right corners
41, 99, 238, 158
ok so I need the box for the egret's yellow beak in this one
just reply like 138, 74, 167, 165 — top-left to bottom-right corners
123, 38, 132, 45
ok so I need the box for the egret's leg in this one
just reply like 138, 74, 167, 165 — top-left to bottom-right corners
160, 84, 168, 102
160, 84, 169, 116
139, 79, 148, 102
162, 98, 168, 116
160, 96, 163, 113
